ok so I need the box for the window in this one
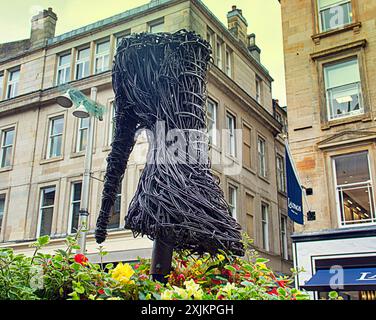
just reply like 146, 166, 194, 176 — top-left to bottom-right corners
0, 73, 4, 100
228, 185, 237, 219
0, 194, 5, 236
37, 187, 56, 237
261, 203, 269, 251
115, 31, 131, 53
149, 20, 164, 33
255, 76, 261, 103
0, 128, 15, 168
280, 215, 288, 260
76, 117, 89, 152
324, 58, 363, 120
246, 193, 254, 239
318, 0, 352, 32
108, 184, 121, 229
242, 124, 252, 168
47, 116, 64, 159
95, 40, 110, 74
108, 101, 116, 145
275, 111, 282, 125
75, 47, 90, 80
69, 182, 82, 234
276, 155, 286, 192
207, 99, 218, 146
225, 49, 232, 77
6, 68, 20, 99
216, 40, 223, 69
333, 151, 375, 226
207, 29, 215, 50
56, 53, 71, 85
226, 112, 236, 157
258, 137, 267, 178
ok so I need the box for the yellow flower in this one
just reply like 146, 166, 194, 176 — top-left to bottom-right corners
161, 290, 174, 300
217, 254, 225, 262
196, 260, 203, 266
111, 262, 135, 285
256, 262, 267, 269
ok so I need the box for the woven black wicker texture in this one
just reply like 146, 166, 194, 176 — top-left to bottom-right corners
95, 30, 244, 256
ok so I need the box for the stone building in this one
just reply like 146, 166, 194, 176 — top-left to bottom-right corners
280, 0, 376, 299
0, 0, 291, 273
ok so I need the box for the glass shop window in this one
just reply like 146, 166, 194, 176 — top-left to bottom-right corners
333, 151, 375, 226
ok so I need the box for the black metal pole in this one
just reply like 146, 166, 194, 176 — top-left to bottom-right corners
150, 239, 173, 284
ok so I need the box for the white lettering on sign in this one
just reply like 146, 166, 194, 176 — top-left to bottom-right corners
288, 199, 302, 213
357, 272, 376, 281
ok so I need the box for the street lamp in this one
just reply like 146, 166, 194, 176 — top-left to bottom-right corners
56, 86, 104, 253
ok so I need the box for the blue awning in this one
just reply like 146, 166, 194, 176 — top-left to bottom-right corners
301, 267, 376, 291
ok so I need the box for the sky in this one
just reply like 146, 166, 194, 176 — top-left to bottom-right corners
0, 0, 286, 105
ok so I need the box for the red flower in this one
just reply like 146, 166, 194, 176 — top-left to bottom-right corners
212, 279, 222, 285
155, 284, 162, 291
98, 289, 105, 295
134, 263, 140, 270
277, 280, 287, 288
218, 295, 225, 300
74, 254, 88, 265
177, 274, 185, 281
232, 264, 241, 271
268, 288, 279, 296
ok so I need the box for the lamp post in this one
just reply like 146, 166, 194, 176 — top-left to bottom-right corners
56, 86, 102, 254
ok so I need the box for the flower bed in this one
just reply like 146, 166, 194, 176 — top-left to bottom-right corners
0, 235, 311, 300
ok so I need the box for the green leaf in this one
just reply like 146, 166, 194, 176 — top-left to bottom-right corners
224, 265, 237, 273
329, 291, 339, 299
256, 258, 269, 264
104, 288, 112, 296
37, 235, 50, 247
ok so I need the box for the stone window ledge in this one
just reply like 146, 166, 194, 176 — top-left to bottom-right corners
321, 113, 372, 130
312, 22, 362, 45
40, 156, 64, 165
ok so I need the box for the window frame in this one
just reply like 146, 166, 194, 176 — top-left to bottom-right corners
242, 121, 252, 170
68, 181, 82, 235
207, 98, 218, 146
276, 154, 286, 193
6, 68, 20, 99
257, 136, 267, 178
332, 151, 376, 227
228, 184, 238, 219
149, 18, 164, 33
46, 115, 65, 160
314, 43, 370, 128
255, 76, 262, 104
56, 52, 71, 86
37, 186, 56, 238
0, 72, 4, 101
261, 202, 270, 251
0, 192, 7, 240
0, 126, 15, 169
280, 214, 289, 260
317, 0, 353, 33
225, 48, 233, 78
75, 46, 91, 80
94, 39, 110, 74
216, 38, 223, 69
226, 111, 237, 157
76, 117, 89, 153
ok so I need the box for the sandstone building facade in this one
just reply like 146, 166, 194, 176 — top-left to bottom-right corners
280, 0, 376, 299
0, 0, 291, 273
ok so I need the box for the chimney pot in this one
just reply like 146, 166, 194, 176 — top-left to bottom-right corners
232, 5, 237, 10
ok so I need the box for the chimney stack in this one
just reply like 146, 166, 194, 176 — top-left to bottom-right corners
248, 33, 261, 62
227, 5, 248, 47
30, 8, 57, 47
